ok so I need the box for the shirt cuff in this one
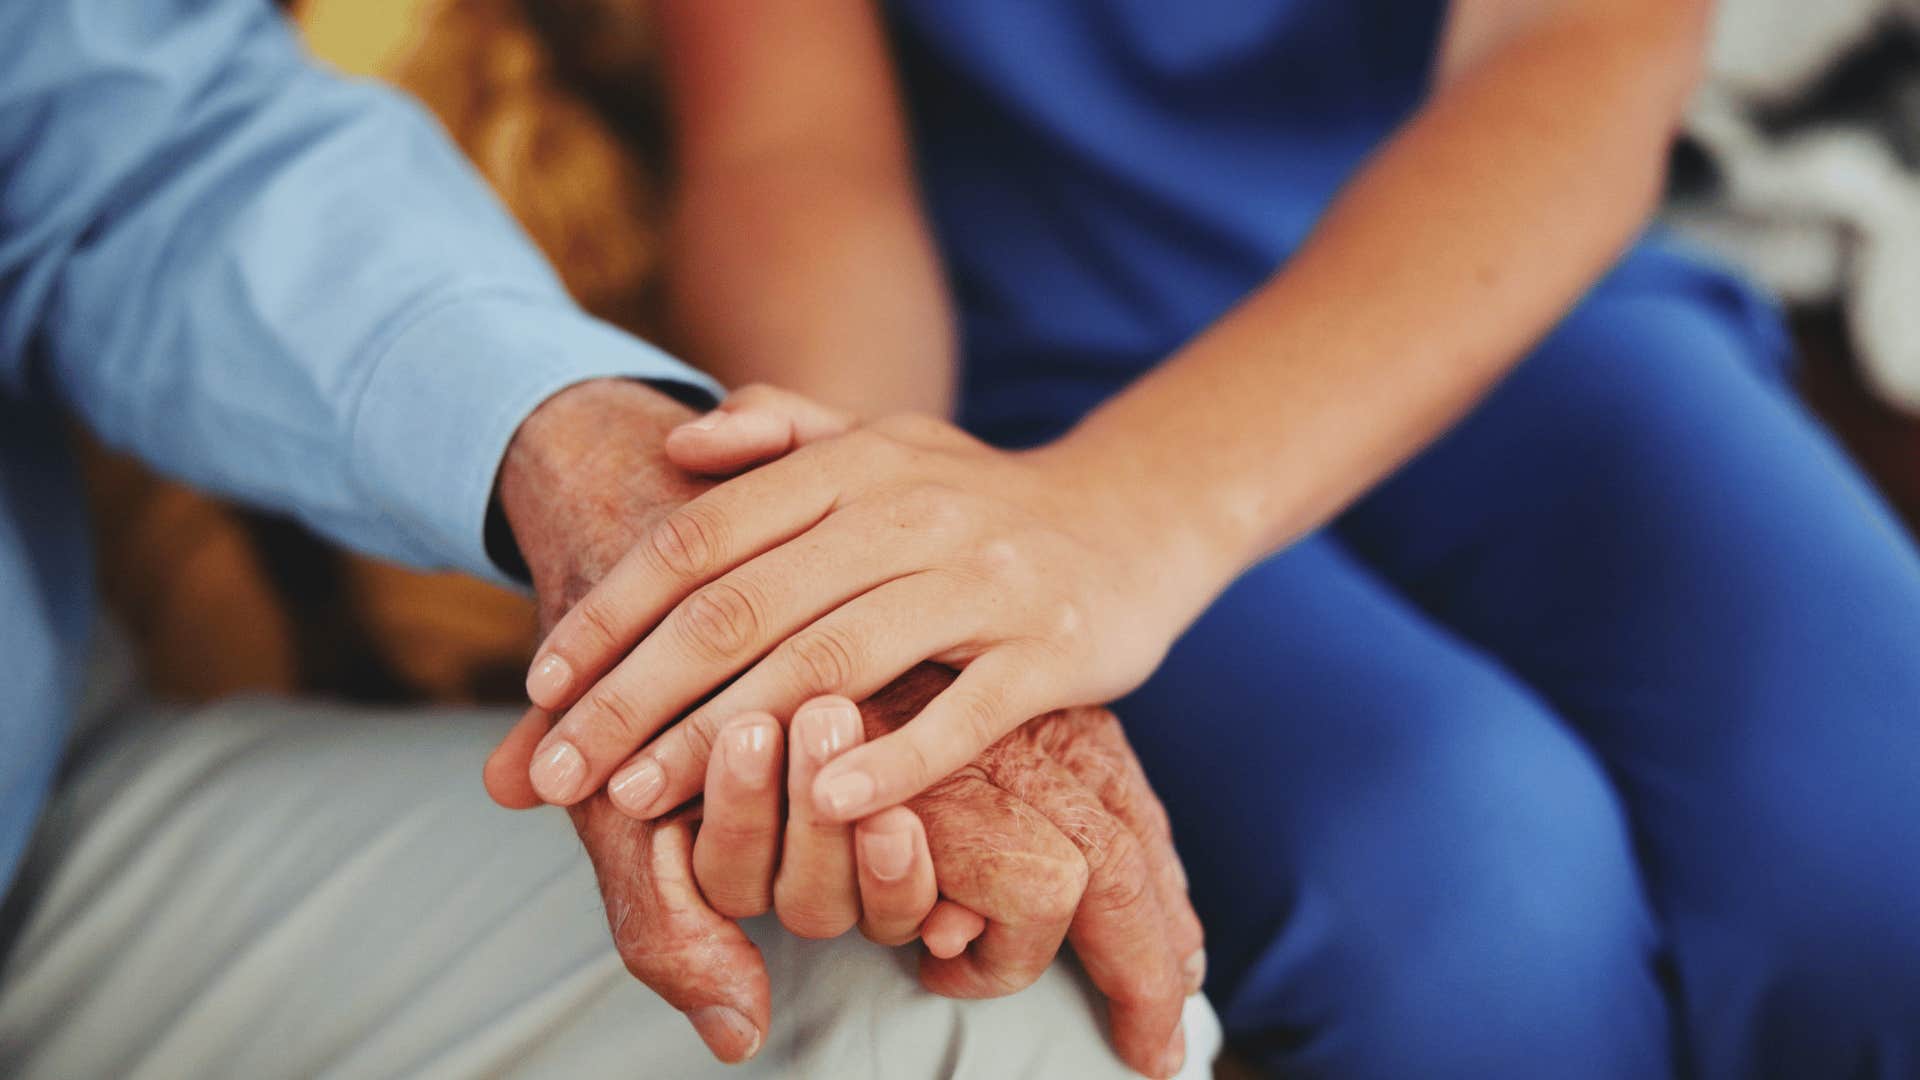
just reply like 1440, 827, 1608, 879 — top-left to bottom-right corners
349, 291, 723, 583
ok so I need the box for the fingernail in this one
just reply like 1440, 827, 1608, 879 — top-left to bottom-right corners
798, 702, 861, 762
529, 740, 585, 802
687, 1005, 761, 1062
526, 654, 572, 706
1159, 1024, 1187, 1078
679, 412, 726, 433
725, 722, 773, 786
1183, 949, 1207, 994
860, 826, 914, 882
609, 758, 665, 814
817, 769, 875, 818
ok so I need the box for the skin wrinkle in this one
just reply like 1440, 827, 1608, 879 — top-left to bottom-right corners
494, 381, 1200, 1073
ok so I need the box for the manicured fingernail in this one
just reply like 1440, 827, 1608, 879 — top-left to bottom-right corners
687, 1005, 761, 1062
798, 702, 860, 762
1159, 1024, 1187, 1078
725, 721, 774, 786
1183, 949, 1207, 994
530, 740, 585, 802
817, 769, 875, 817
526, 654, 572, 706
609, 758, 665, 814
860, 826, 914, 882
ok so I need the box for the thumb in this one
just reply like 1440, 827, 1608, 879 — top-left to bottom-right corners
483, 706, 551, 809
665, 384, 854, 475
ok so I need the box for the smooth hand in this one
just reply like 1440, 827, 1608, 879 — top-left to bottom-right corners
518, 385, 1219, 832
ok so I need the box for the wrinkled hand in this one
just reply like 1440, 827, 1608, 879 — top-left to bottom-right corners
484, 380, 1203, 1077
517, 385, 1222, 836
686, 669, 1207, 1078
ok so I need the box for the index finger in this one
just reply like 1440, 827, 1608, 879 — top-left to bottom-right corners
523, 446, 842, 715
570, 796, 771, 1063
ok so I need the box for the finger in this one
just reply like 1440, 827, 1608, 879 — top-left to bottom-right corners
772, 696, 865, 939
853, 806, 939, 946
483, 706, 552, 809
912, 773, 1084, 1000
989, 750, 1187, 1078
919, 900, 987, 960
572, 799, 770, 1064
691, 714, 784, 918
812, 649, 1044, 823
1062, 714, 1208, 994
665, 385, 855, 475
523, 445, 845, 714
558, 508, 945, 815
607, 571, 980, 819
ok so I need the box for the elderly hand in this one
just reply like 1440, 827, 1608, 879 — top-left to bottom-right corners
515, 384, 1232, 836
687, 668, 1207, 1078
484, 380, 1203, 1077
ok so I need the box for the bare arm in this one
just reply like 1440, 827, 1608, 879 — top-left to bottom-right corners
1048, 0, 1715, 578
654, 0, 955, 419
512, 0, 1720, 878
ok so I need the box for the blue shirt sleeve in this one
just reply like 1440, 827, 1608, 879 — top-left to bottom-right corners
0, 0, 721, 581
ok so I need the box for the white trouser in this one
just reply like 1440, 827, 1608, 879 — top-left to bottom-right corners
0, 647, 1219, 1078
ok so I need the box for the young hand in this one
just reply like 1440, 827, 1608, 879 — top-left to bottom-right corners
519, 385, 1226, 826
691, 694, 986, 959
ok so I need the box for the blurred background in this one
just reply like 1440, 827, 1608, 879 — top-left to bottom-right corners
86, 0, 1920, 710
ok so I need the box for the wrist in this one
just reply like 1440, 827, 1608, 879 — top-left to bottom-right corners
1024, 432, 1249, 631
495, 378, 708, 598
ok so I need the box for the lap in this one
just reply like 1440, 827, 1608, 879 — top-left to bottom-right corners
0, 679, 1219, 1079
1338, 288, 1920, 895
1119, 536, 1666, 1072
1338, 288, 1920, 1071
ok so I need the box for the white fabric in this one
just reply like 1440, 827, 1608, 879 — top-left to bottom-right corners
0, 653, 1220, 1079
1672, 0, 1920, 411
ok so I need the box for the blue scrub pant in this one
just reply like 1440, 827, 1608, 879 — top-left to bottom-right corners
983, 285, 1920, 1077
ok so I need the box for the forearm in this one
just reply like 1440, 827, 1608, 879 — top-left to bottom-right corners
665, 154, 957, 419
1044, 3, 1710, 589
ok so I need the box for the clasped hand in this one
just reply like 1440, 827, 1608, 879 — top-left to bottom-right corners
516, 385, 1198, 828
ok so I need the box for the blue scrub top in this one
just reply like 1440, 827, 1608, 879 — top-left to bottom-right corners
886, 0, 1786, 446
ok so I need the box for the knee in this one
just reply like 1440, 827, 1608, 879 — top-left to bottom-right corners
1227, 691, 1669, 1077
1687, 835, 1920, 1077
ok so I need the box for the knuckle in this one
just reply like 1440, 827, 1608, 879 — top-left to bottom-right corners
775, 896, 858, 941
709, 890, 771, 920
678, 711, 720, 763
1084, 832, 1154, 916
566, 594, 626, 655
917, 491, 972, 542
585, 683, 651, 741
1030, 869, 1086, 925
858, 918, 917, 948
1047, 598, 1087, 647
647, 504, 726, 580
785, 626, 861, 693
951, 686, 1007, 753
677, 579, 762, 660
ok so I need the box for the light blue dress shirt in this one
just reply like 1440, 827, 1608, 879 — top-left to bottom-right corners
0, 0, 719, 891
